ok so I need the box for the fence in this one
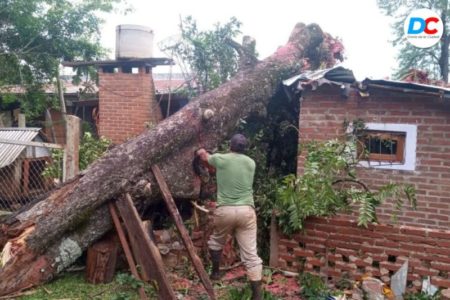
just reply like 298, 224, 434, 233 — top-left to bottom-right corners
0, 143, 63, 212
0, 115, 80, 212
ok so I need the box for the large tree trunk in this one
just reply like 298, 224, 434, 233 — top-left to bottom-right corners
0, 23, 338, 296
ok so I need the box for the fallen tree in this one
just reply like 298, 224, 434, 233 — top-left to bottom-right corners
0, 22, 343, 296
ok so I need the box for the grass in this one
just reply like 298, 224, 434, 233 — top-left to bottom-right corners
19, 272, 155, 300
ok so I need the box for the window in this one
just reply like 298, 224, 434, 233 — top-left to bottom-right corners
358, 130, 406, 163
358, 123, 417, 171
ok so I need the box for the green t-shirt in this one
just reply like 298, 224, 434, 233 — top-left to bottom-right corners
208, 152, 255, 207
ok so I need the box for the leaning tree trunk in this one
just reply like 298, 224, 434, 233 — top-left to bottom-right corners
0, 23, 337, 295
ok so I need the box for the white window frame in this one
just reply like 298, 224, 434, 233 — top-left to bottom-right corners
358, 123, 417, 171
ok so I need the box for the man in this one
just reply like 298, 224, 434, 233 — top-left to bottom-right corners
196, 134, 263, 300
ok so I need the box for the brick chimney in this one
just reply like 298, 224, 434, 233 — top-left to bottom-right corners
98, 63, 163, 144
62, 26, 173, 144
95, 25, 173, 144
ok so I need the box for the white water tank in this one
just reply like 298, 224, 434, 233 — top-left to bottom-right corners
115, 25, 153, 59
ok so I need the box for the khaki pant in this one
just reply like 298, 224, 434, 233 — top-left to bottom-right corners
208, 205, 263, 281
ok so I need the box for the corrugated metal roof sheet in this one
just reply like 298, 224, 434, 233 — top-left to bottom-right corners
362, 78, 450, 97
0, 128, 40, 168
283, 66, 356, 86
283, 66, 450, 100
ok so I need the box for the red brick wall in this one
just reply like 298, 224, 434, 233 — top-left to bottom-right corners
275, 217, 450, 291
98, 67, 162, 144
298, 84, 450, 229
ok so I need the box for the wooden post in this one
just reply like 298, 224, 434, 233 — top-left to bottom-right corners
152, 165, 216, 300
109, 203, 148, 300
86, 234, 118, 284
63, 115, 80, 182
269, 211, 279, 268
18, 114, 26, 128
115, 194, 176, 300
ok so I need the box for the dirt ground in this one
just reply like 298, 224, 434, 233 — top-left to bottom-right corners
169, 264, 302, 299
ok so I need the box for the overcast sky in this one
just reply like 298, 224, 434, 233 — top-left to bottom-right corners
98, 0, 398, 80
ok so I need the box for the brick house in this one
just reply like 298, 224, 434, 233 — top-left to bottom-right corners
271, 67, 450, 291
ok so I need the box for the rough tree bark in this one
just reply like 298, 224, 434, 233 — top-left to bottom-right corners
0, 23, 340, 296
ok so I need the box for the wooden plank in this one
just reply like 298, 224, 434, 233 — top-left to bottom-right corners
115, 194, 176, 300
114, 201, 151, 283
0, 138, 63, 149
152, 165, 216, 300
112, 203, 150, 283
109, 203, 148, 300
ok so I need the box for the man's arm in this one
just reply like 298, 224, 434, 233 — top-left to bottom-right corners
196, 148, 210, 163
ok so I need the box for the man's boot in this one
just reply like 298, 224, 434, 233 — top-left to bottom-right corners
250, 280, 262, 300
209, 249, 222, 280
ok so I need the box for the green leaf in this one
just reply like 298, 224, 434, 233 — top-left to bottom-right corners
273, 119, 417, 234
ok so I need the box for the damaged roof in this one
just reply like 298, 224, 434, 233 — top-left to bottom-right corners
283, 66, 356, 87
283, 66, 450, 100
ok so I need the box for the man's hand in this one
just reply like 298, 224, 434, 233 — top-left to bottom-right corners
196, 148, 209, 162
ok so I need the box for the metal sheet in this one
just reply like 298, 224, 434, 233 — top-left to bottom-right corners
363, 78, 450, 97
283, 66, 450, 99
0, 128, 40, 168
283, 66, 356, 87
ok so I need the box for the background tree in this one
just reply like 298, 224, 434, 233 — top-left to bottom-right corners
0, 0, 121, 118
377, 0, 450, 82
160, 16, 248, 94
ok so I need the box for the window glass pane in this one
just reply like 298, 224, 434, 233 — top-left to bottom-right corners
365, 137, 398, 154
358, 130, 406, 163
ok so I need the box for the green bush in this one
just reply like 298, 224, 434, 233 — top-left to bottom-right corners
274, 120, 416, 235
43, 132, 110, 180
299, 273, 331, 300
78, 132, 110, 171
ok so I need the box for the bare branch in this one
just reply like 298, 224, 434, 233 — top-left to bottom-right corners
333, 178, 371, 192
226, 36, 259, 70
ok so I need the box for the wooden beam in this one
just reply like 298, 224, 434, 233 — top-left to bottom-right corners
115, 194, 176, 300
0, 138, 63, 149
109, 203, 148, 300
61, 57, 174, 67
152, 165, 216, 300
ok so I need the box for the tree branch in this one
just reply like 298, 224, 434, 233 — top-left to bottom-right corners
226, 36, 259, 70
427, 50, 439, 63
332, 178, 371, 192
